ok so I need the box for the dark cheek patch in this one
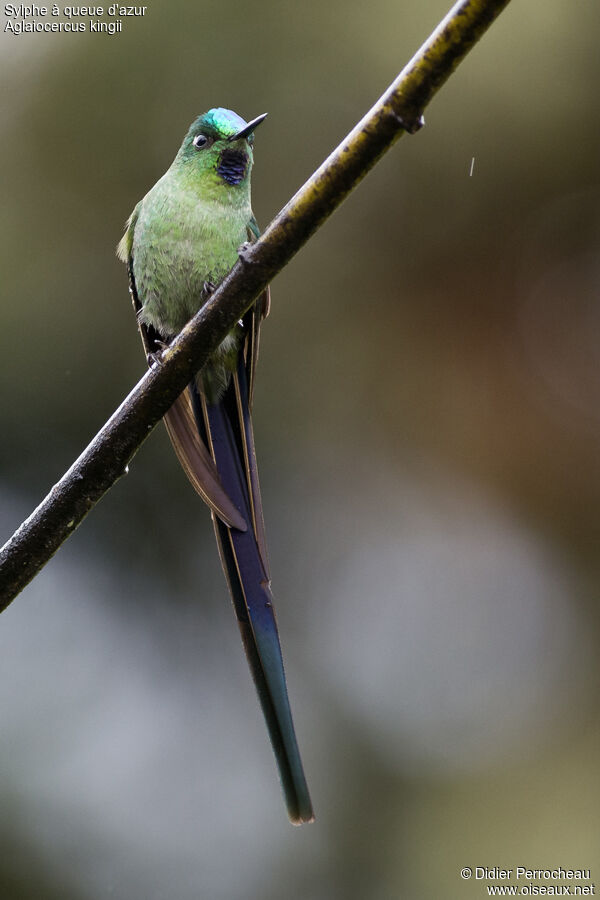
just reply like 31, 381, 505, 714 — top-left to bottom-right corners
217, 149, 249, 185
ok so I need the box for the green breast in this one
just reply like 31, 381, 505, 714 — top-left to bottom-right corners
132, 173, 250, 338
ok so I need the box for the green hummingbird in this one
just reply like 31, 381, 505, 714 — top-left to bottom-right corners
117, 108, 313, 825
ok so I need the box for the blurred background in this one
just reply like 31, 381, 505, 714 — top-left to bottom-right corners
1, 0, 599, 897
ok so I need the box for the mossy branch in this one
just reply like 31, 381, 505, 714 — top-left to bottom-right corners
0, 0, 513, 608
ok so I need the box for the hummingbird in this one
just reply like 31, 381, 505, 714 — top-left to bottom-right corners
117, 108, 313, 824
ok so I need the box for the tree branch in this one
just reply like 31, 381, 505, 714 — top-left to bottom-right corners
0, 0, 513, 608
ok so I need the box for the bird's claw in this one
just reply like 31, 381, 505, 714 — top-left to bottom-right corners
147, 340, 169, 368
201, 281, 216, 301
238, 241, 253, 263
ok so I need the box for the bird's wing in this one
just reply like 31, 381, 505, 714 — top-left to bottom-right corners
236, 217, 272, 569
163, 388, 247, 532
245, 217, 271, 408
121, 217, 246, 532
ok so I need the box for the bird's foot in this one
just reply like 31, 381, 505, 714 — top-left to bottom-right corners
238, 241, 253, 263
201, 281, 216, 302
147, 340, 169, 368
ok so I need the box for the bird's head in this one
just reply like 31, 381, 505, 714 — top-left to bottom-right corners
175, 108, 267, 189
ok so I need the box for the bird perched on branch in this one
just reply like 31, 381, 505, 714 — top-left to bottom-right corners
118, 107, 313, 825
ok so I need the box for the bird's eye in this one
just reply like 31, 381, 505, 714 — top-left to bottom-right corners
193, 134, 210, 150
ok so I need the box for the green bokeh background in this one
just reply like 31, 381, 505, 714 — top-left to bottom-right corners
1, 1, 599, 897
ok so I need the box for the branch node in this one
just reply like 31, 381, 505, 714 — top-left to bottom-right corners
394, 112, 426, 134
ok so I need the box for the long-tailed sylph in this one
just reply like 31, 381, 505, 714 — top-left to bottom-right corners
118, 108, 313, 824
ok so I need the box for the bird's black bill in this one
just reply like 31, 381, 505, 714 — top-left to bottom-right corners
228, 113, 268, 142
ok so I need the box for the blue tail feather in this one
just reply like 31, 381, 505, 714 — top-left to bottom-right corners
190, 361, 313, 824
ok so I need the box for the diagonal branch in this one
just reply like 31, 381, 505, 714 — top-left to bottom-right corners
0, 0, 513, 608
